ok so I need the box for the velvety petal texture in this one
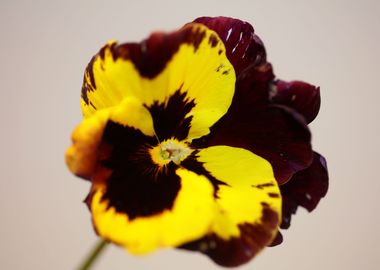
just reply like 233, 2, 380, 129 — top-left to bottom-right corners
193, 17, 314, 184
67, 16, 328, 267
193, 104, 313, 185
271, 80, 321, 123
268, 153, 328, 247
280, 152, 329, 229
194, 16, 267, 75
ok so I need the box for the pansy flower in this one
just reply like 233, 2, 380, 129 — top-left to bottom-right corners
66, 16, 328, 267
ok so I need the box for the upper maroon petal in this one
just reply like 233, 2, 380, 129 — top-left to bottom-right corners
194, 16, 267, 75
280, 152, 329, 229
271, 80, 321, 123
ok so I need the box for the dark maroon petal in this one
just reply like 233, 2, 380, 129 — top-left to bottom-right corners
271, 80, 321, 123
180, 204, 280, 267
192, 105, 312, 185
194, 16, 267, 75
280, 152, 329, 229
234, 62, 274, 107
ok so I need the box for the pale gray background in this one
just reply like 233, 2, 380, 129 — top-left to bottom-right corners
0, 0, 379, 269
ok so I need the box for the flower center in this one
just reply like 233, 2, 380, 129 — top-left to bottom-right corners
150, 139, 193, 166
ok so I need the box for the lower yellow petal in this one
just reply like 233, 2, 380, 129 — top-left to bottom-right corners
90, 168, 216, 254
196, 146, 281, 240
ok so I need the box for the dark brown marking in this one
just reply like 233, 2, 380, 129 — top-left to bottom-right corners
268, 192, 280, 198
215, 64, 224, 72
98, 42, 117, 61
181, 151, 227, 198
145, 88, 195, 141
81, 56, 97, 105
98, 43, 108, 60
261, 202, 269, 207
260, 204, 280, 224
252, 183, 275, 189
87, 57, 97, 89
208, 33, 219, 47
222, 69, 230, 75
218, 49, 223, 55
89, 101, 96, 110
81, 84, 90, 105
180, 203, 279, 267
191, 26, 206, 52
108, 25, 207, 79
81, 25, 211, 105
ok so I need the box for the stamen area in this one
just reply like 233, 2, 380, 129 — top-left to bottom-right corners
150, 139, 193, 166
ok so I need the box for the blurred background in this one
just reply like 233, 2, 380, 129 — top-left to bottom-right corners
0, 0, 379, 269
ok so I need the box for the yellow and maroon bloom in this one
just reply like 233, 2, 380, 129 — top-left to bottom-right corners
66, 16, 328, 267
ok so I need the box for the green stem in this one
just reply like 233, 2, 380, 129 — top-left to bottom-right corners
77, 239, 108, 270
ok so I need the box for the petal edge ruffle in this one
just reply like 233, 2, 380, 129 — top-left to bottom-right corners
280, 152, 329, 229
271, 80, 321, 123
194, 16, 267, 75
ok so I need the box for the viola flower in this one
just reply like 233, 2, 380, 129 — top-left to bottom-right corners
66, 16, 328, 267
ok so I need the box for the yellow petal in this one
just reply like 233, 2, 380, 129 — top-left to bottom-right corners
90, 168, 216, 254
109, 96, 155, 137
81, 23, 235, 141
65, 109, 111, 179
66, 97, 155, 178
196, 146, 281, 241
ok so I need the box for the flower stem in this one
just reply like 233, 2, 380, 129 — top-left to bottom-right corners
77, 239, 108, 270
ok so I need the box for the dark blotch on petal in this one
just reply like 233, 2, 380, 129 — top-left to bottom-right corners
100, 121, 181, 220
280, 152, 329, 229
81, 56, 98, 105
181, 151, 227, 197
271, 80, 321, 123
194, 16, 267, 75
268, 192, 280, 198
146, 89, 195, 141
252, 183, 275, 189
208, 33, 219, 47
107, 25, 208, 79
180, 204, 279, 267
